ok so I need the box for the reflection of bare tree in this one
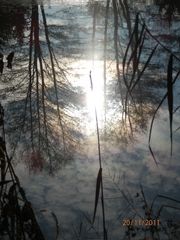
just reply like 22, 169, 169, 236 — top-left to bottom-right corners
23, 3, 79, 172
1, 2, 79, 173
98, 1, 159, 142
86, 0, 161, 143
109, 1, 180, 162
88, 0, 180, 158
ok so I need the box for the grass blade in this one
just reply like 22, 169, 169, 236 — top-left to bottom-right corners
167, 54, 173, 155
148, 63, 180, 164
126, 23, 145, 78
131, 43, 158, 92
122, 14, 138, 90
93, 167, 102, 224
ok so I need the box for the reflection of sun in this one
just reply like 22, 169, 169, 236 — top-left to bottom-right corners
71, 59, 105, 133
86, 64, 104, 119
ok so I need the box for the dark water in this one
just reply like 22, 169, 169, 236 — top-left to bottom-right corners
0, 1, 180, 239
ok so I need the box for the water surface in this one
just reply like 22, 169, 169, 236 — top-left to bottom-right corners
0, 0, 180, 239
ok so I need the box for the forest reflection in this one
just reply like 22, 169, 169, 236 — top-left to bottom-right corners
0, 0, 179, 170
0, 1, 180, 240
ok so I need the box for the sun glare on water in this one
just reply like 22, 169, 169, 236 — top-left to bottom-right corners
71, 59, 105, 134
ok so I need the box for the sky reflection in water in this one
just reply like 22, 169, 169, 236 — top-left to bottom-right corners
0, 0, 180, 239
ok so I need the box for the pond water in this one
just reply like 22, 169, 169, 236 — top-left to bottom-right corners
0, 0, 180, 240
